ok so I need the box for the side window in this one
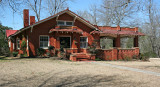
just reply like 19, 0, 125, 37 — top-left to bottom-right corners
80, 37, 88, 48
66, 22, 73, 26
40, 36, 49, 49
57, 21, 65, 26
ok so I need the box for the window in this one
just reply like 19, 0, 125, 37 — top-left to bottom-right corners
57, 21, 73, 26
80, 37, 88, 48
17, 38, 20, 49
57, 21, 65, 26
66, 22, 73, 26
40, 36, 49, 49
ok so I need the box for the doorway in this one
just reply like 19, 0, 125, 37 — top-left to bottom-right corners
60, 37, 71, 49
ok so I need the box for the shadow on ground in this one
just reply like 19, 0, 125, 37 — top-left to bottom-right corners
0, 69, 144, 87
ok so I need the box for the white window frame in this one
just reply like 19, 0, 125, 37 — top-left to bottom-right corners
80, 36, 88, 48
57, 21, 73, 26
16, 38, 20, 49
27, 35, 29, 50
13, 43, 15, 50
39, 35, 49, 49
9, 41, 11, 48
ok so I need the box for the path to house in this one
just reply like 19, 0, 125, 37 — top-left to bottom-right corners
91, 61, 160, 77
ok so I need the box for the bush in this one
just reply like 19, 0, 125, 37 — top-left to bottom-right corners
12, 52, 18, 57
139, 53, 150, 61
48, 46, 55, 51
95, 58, 102, 61
37, 48, 45, 57
46, 52, 51, 57
20, 53, 28, 58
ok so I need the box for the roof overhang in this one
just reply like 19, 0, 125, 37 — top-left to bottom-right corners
10, 9, 99, 37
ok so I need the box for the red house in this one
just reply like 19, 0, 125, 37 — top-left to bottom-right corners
6, 8, 144, 61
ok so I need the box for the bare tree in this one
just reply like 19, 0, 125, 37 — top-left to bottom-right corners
99, 0, 140, 26
46, 0, 69, 16
25, 0, 42, 21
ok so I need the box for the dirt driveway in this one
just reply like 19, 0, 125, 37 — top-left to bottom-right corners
0, 58, 160, 87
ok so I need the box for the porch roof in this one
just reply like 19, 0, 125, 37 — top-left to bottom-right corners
6, 30, 18, 37
90, 30, 145, 36
49, 29, 83, 34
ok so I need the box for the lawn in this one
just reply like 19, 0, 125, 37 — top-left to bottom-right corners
0, 58, 160, 87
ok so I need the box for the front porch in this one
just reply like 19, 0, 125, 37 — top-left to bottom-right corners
49, 25, 144, 61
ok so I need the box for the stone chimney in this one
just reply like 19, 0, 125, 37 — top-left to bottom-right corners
30, 16, 35, 25
23, 9, 29, 27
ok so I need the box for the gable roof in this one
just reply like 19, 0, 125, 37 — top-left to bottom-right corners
10, 8, 99, 37
6, 30, 18, 37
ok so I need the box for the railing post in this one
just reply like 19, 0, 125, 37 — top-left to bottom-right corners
112, 48, 118, 60
134, 47, 139, 56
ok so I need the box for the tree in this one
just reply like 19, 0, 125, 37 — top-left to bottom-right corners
0, 23, 12, 56
46, 0, 70, 16
99, 0, 140, 26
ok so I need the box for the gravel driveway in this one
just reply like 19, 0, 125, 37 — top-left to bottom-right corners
0, 58, 160, 87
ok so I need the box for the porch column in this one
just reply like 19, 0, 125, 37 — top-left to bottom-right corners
113, 35, 121, 47
134, 36, 138, 47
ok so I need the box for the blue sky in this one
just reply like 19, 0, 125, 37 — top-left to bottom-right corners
1, 0, 102, 30
1, 0, 160, 30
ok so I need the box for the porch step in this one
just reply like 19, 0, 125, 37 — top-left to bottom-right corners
70, 53, 95, 61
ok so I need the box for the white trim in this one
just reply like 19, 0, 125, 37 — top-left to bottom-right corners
27, 35, 29, 50
80, 36, 88, 48
9, 41, 11, 48
13, 43, 14, 50
39, 35, 50, 49
59, 36, 71, 48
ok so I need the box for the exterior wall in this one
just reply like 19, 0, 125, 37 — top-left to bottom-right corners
97, 48, 139, 60
13, 12, 100, 57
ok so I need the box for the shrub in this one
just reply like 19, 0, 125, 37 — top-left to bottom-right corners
20, 53, 28, 58
48, 46, 55, 51
139, 53, 150, 61
95, 58, 102, 61
21, 39, 27, 54
12, 52, 18, 57
37, 48, 45, 57
46, 52, 51, 57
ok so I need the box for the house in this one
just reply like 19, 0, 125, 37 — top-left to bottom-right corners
6, 8, 144, 61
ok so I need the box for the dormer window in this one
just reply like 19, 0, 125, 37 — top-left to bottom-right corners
57, 21, 73, 26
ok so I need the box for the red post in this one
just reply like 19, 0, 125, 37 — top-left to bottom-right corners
135, 47, 139, 56
134, 36, 138, 47
112, 48, 118, 60
116, 35, 121, 47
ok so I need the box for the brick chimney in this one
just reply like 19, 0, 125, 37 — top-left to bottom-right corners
117, 25, 121, 31
135, 27, 138, 32
23, 9, 29, 27
30, 16, 35, 25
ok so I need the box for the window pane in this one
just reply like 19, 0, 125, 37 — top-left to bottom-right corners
58, 21, 64, 25
40, 36, 49, 48
80, 37, 87, 48
66, 22, 73, 26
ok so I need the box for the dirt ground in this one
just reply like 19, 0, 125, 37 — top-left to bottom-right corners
0, 58, 160, 87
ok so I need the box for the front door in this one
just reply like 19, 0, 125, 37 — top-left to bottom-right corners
60, 37, 71, 50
